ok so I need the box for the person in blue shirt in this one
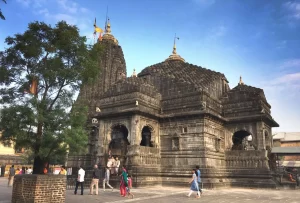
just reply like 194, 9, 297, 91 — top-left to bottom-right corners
196, 166, 203, 194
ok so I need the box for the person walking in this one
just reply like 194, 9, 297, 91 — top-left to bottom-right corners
126, 174, 134, 198
120, 166, 128, 197
74, 166, 85, 195
8, 165, 15, 187
196, 166, 203, 195
187, 169, 200, 198
103, 167, 114, 191
90, 165, 101, 195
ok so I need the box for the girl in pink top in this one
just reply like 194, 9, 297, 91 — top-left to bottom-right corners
126, 175, 134, 198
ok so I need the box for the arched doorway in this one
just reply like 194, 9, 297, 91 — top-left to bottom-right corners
231, 130, 251, 150
140, 126, 153, 147
109, 124, 130, 167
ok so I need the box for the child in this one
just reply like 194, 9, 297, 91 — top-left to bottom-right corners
126, 174, 134, 198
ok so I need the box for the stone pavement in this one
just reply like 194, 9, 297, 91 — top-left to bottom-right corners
1, 177, 300, 203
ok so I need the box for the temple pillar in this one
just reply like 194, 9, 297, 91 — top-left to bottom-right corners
130, 115, 140, 145
256, 121, 265, 150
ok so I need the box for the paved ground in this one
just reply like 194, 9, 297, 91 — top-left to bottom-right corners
1, 177, 300, 203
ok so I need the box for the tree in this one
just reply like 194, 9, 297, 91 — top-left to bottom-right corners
0, 21, 102, 174
0, 0, 7, 20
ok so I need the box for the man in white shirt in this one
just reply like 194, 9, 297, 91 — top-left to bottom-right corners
27, 167, 32, 174
74, 166, 85, 195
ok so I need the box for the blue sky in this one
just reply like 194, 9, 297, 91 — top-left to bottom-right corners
1, 0, 300, 132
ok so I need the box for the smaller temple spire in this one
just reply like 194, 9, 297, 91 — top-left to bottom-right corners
239, 76, 244, 85
105, 18, 111, 34
172, 33, 179, 55
132, 69, 137, 77
102, 17, 118, 44
165, 33, 185, 62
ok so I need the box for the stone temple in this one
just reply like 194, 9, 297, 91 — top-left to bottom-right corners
75, 20, 279, 188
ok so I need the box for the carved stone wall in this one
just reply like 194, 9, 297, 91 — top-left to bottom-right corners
77, 39, 126, 115
225, 122, 258, 150
225, 150, 269, 169
96, 114, 160, 166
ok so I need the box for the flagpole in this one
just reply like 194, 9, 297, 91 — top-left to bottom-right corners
105, 6, 108, 30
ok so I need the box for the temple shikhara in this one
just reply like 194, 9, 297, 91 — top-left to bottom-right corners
73, 19, 279, 188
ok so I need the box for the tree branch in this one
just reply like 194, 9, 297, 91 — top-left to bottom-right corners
46, 144, 57, 159
47, 79, 65, 111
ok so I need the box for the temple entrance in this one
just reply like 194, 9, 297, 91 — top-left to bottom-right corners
232, 130, 251, 150
109, 124, 130, 168
140, 126, 153, 147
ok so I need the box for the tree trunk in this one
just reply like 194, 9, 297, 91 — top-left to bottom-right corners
32, 122, 44, 174
32, 155, 45, 174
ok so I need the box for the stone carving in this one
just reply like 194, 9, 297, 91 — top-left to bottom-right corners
92, 118, 98, 124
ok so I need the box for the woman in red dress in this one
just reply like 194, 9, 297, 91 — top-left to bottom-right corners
119, 166, 128, 197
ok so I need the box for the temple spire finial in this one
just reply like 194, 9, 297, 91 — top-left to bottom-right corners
172, 33, 179, 55
132, 69, 137, 77
102, 16, 118, 44
105, 17, 111, 34
165, 33, 185, 62
239, 75, 244, 85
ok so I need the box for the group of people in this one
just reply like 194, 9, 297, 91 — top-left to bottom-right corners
7, 165, 33, 187
74, 164, 134, 198
75, 164, 203, 199
106, 156, 120, 175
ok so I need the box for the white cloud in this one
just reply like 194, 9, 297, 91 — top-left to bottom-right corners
22, 0, 93, 35
207, 25, 227, 40
17, 0, 45, 8
279, 58, 300, 69
284, 1, 300, 20
80, 8, 89, 13
57, 0, 78, 14
38, 8, 49, 17
51, 13, 77, 25
16, 0, 31, 7
275, 72, 300, 83
276, 40, 287, 49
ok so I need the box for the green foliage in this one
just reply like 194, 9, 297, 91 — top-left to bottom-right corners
0, 21, 102, 168
0, 0, 7, 20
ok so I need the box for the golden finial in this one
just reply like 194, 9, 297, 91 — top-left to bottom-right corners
165, 33, 185, 62
172, 33, 179, 54
132, 69, 137, 77
105, 18, 111, 33
239, 76, 244, 85
102, 17, 118, 44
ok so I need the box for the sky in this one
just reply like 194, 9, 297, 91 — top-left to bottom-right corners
0, 0, 300, 132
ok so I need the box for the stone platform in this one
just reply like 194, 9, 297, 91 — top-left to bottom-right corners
11, 174, 66, 203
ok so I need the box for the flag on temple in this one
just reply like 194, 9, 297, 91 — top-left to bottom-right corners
24, 77, 38, 95
93, 18, 103, 34
30, 77, 38, 95
98, 32, 103, 41
95, 27, 103, 33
